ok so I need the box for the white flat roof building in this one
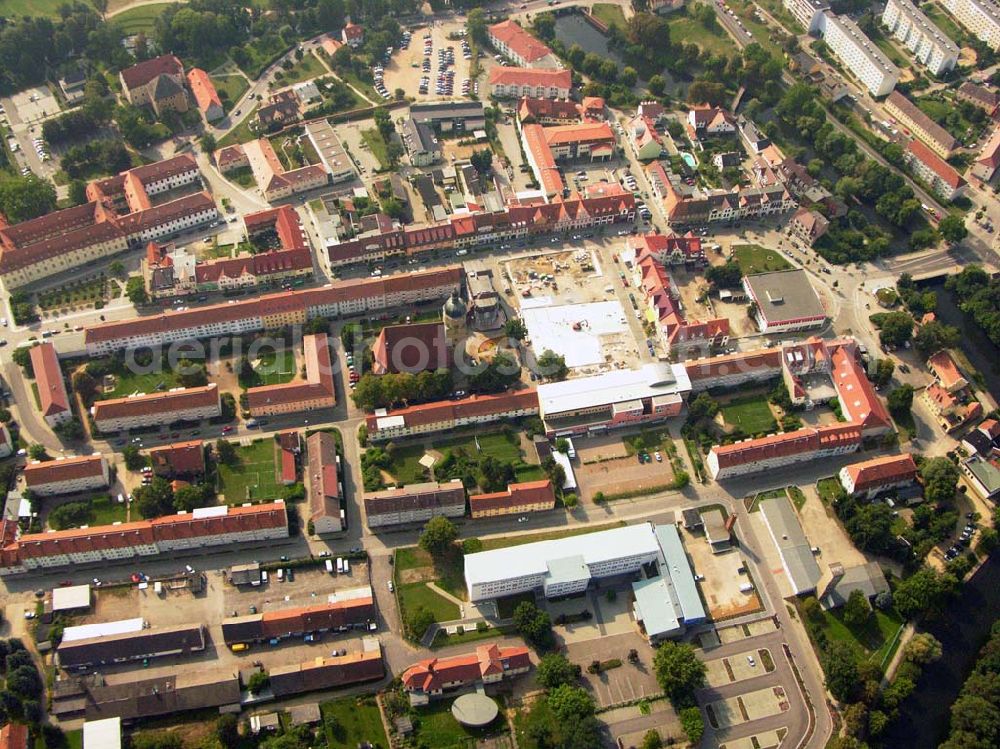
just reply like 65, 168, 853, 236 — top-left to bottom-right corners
51, 583, 91, 612
942, 0, 1000, 50
820, 13, 901, 96
465, 524, 661, 601
62, 617, 145, 643
883, 0, 959, 76
84, 717, 122, 749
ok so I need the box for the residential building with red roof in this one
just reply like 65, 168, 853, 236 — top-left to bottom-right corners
92, 384, 221, 433
186, 68, 224, 122
246, 334, 336, 417
342, 21, 364, 48
708, 424, 863, 480
520, 122, 615, 197
839, 454, 918, 498
687, 105, 737, 136
403, 644, 531, 704
372, 322, 450, 375
921, 382, 983, 432
306, 431, 342, 537
517, 97, 582, 125
627, 232, 705, 266
488, 20, 559, 68
0, 722, 28, 749
469, 480, 555, 518
276, 431, 300, 486
364, 479, 467, 529
884, 91, 957, 157
366, 390, 540, 441
581, 96, 605, 120
0, 502, 288, 575
972, 125, 1000, 182
957, 81, 999, 114
0, 156, 216, 288
789, 207, 830, 246
119, 54, 187, 115
84, 266, 463, 355
904, 139, 966, 202
320, 33, 344, 56
30, 342, 71, 427
271, 641, 384, 696
23, 454, 109, 497
149, 440, 205, 478
927, 350, 968, 392
221, 591, 375, 644
488, 67, 571, 100
231, 138, 329, 202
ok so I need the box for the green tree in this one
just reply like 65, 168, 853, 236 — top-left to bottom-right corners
920, 457, 960, 504
679, 706, 705, 744
914, 320, 961, 355
215, 713, 239, 748
503, 317, 528, 341
467, 8, 488, 44
894, 566, 960, 620
842, 588, 871, 628
887, 384, 914, 416
939, 214, 968, 244
641, 729, 663, 749
406, 605, 435, 640
470, 148, 493, 175
821, 640, 860, 702
200, 132, 217, 154
461, 537, 483, 554
126, 276, 148, 305
513, 600, 555, 650
122, 444, 146, 470
418, 515, 458, 557
173, 483, 212, 512
548, 683, 595, 722
48, 502, 95, 530
875, 310, 914, 348
872, 358, 895, 388
54, 419, 84, 441
68, 179, 88, 206
0, 175, 57, 222
647, 74, 665, 96
27, 444, 48, 461
652, 642, 706, 705
214, 439, 238, 465
134, 477, 175, 519
904, 632, 942, 665
536, 653, 581, 689
536, 349, 568, 381
247, 669, 269, 695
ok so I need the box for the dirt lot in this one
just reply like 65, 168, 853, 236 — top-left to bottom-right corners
575, 434, 629, 464
681, 527, 762, 621
575, 455, 675, 501
712, 298, 758, 337
382, 20, 474, 104
670, 267, 716, 324
796, 485, 867, 568
222, 563, 369, 616
504, 249, 611, 305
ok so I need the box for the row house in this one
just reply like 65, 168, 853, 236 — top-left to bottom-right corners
627, 232, 706, 266
23, 454, 110, 497
971, 124, 1000, 182
83, 267, 462, 354
468, 480, 555, 519
365, 389, 540, 441
956, 81, 1000, 114
246, 334, 336, 417
307, 431, 344, 537
517, 97, 583, 125
221, 595, 374, 644
92, 384, 221, 432
0, 502, 288, 574
364, 479, 467, 529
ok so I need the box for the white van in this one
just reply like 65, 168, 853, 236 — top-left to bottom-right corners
343, 559, 350, 574
336, 558, 344, 574
277, 568, 285, 581
325, 559, 334, 574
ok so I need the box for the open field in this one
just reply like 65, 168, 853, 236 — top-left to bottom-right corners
434, 431, 522, 463
362, 128, 393, 170
395, 545, 466, 600
321, 695, 388, 749
398, 581, 461, 622
111, 3, 173, 34
216, 439, 281, 503
721, 395, 777, 434
384, 443, 431, 485
666, 9, 733, 57
242, 347, 296, 387
275, 52, 327, 87
0, 0, 73, 16
732, 244, 792, 274
98, 368, 183, 400
817, 606, 905, 668
591, 3, 627, 29
210, 73, 249, 113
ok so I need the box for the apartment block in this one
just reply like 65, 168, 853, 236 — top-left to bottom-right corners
30, 342, 71, 427
941, 0, 1000, 49
707, 423, 863, 480
92, 384, 221, 432
364, 479, 466, 529
488, 20, 560, 68
820, 13, 901, 96
884, 91, 958, 157
23, 454, 110, 497
882, 0, 959, 75
783, 0, 830, 33
84, 266, 462, 355
246, 334, 336, 417
468, 480, 556, 519
488, 68, 572, 99
839, 454, 918, 498
365, 390, 540, 441
904, 139, 967, 202
0, 502, 288, 575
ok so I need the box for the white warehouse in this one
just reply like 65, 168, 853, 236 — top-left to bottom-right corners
464, 524, 661, 602
882, 0, 959, 76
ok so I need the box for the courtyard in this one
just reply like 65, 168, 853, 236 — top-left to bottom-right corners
216, 438, 284, 503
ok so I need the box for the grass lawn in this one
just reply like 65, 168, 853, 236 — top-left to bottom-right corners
395, 545, 467, 601
89, 495, 129, 526
398, 581, 461, 623
666, 12, 733, 57
816, 477, 844, 504
338, 69, 382, 104
479, 521, 626, 552
362, 128, 393, 170
432, 625, 504, 649
111, 3, 174, 34
275, 52, 327, 86
64, 730, 83, 749
216, 439, 281, 503
320, 695, 388, 749
217, 105, 260, 148
210, 74, 249, 113
622, 428, 672, 456
733, 244, 792, 274
0, 0, 72, 16
514, 463, 547, 482
730, 0, 785, 60
433, 430, 522, 463
386, 443, 431, 485
99, 369, 182, 400
922, 4, 968, 45
721, 395, 777, 434
871, 32, 910, 69
239, 35, 293, 79
591, 3, 627, 29
820, 606, 905, 668
411, 699, 506, 749
242, 347, 296, 388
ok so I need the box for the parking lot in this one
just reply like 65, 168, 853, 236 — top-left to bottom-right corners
706, 686, 790, 729
222, 561, 369, 618
566, 631, 661, 708
705, 648, 776, 687
382, 20, 476, 103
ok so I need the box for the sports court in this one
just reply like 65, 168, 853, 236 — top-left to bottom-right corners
216, 439, 282, 503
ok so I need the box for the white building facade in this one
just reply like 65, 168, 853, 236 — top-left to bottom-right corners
784, 0, 831, 34
882, 0, 959, 76
941, 0, 1000, 50
820, 13, 901, 96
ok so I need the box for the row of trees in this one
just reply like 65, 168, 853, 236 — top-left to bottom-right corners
350, 369, 453, 411
947, 265, 1000, 347
939, 619, 1000, 749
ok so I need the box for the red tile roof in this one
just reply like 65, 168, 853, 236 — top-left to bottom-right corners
517, 97, 581, 123
367, 390, 539, 433
928, 350, 965, 389
684, 348, 783, 382
30, 342, 70, 419
543, 121, 615, 147
93, 384, 219, 423
307, 431, 339, 522
186, 68, 222, 114
843, 454, 917, 494
246, 334, 335, 412
403, 644, 531, 692
121, 54, 183, 91
0, 722, 28, 749
711, 424, 862, 470
260, 599, 374, 638
488, 20, 554, 63
23, 455, 105, 488
828, 343, 892, 433
488, 67, 571, 90
906, 139, 966, 190
521, 122, 564, 196
343, 22, 363, 40
371, 322, 449, 375
469, 480, 555, 515
149, 440, 205, 476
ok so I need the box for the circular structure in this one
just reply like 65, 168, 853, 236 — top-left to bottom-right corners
443, 291, 468, 320
451, 693, 499, 728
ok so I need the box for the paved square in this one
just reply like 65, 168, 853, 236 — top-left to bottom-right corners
706, 686, 789, 729
720, 728, 787, 749
566, 632, 661, 708
11, 86, 60, 123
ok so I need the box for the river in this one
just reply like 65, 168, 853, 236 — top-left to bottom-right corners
882, 278, 1000, 747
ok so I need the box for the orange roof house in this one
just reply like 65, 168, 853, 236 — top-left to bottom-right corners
839, 454, 918, 496
186, 68, 224, 122
469, 480, 555, 518
402, 644, 531, 703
